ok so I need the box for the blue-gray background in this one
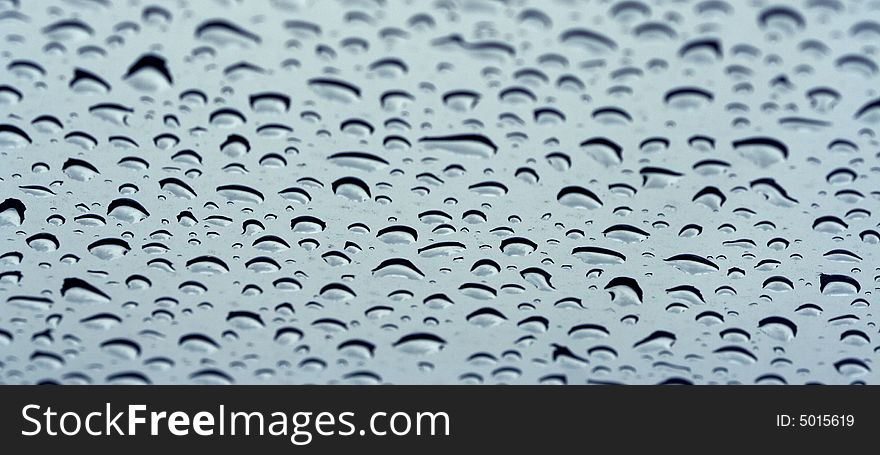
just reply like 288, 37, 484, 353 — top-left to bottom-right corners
0, 0, 878, 384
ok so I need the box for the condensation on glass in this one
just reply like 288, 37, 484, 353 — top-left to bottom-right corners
0, 0, 878, 384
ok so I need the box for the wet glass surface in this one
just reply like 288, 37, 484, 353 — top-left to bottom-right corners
0, 0, 878, 384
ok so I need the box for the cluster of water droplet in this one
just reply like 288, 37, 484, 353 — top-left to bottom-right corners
1, 0, 878, 384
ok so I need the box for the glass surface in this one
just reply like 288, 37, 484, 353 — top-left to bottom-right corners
0, 0, 877, 384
